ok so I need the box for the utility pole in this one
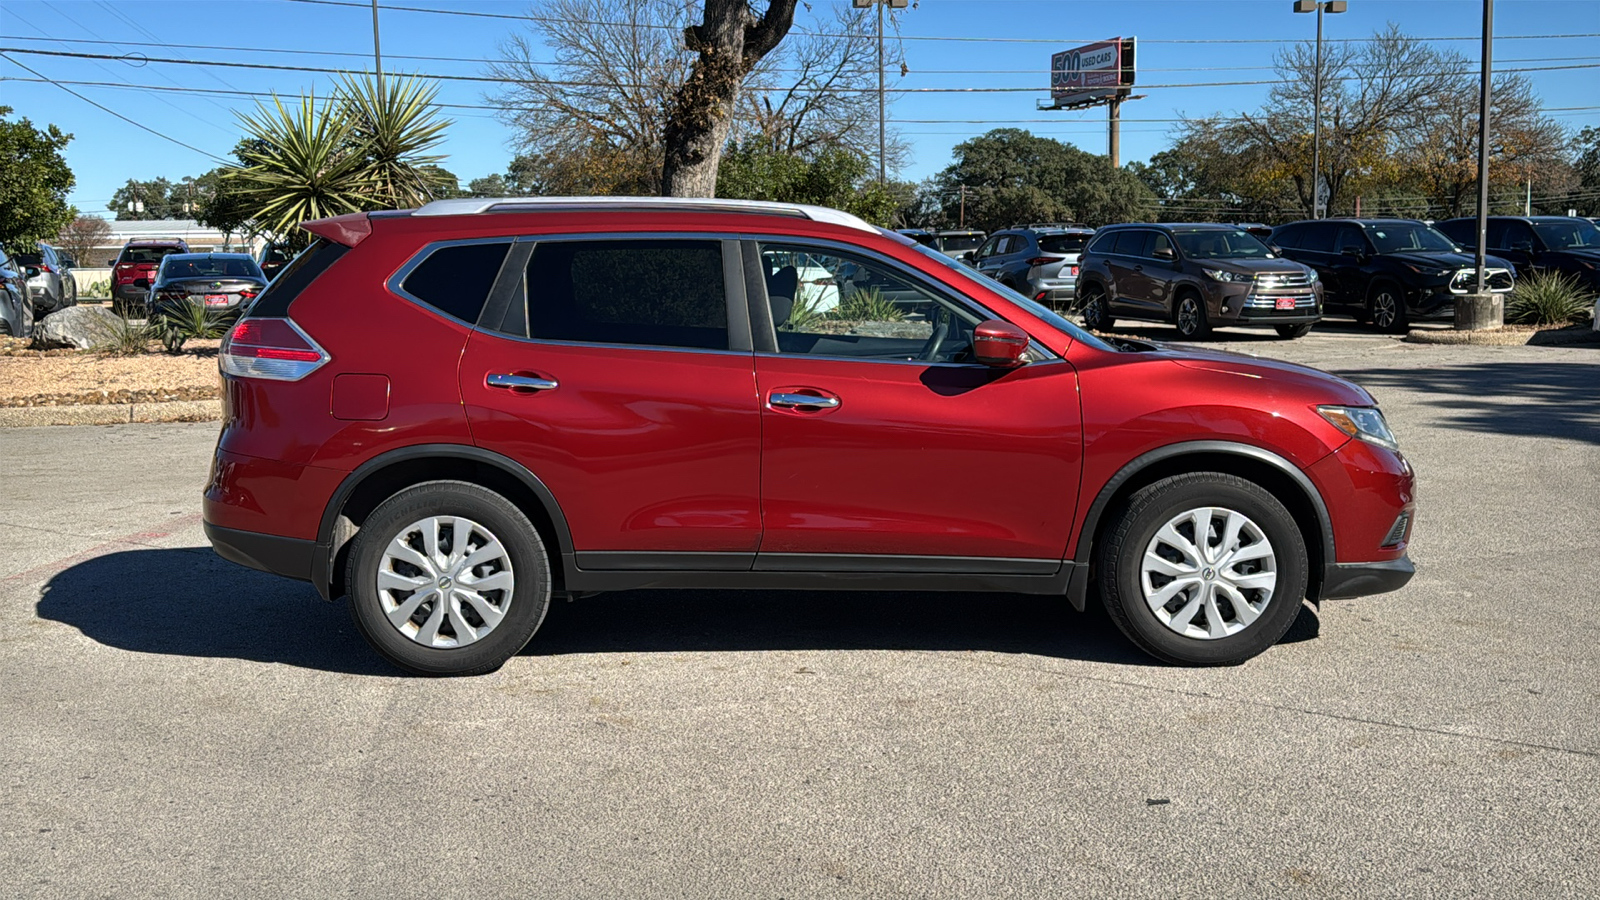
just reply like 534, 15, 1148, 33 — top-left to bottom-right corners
854, 0, 908, 184
371, 0, 383, 94
1108, 98, 1121, 168
1294, 1, 1347, 219
1458, 0, 1501, 330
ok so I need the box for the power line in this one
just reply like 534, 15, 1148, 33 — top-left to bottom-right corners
276, 0, 1600, 46
4, 45, 1597, 93
0, 53, 229, 164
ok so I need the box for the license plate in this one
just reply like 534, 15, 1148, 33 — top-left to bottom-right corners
204, 294, 230, 307
1274, 298, 1296, 310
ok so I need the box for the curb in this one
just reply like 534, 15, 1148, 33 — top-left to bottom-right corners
1404, 325, 1600, 346
0, 399, 221, 428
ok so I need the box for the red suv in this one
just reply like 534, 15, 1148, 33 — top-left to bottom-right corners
111, 239, 190, 315
204, 198, 1416, 675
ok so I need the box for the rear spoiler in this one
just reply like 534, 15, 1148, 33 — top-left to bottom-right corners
301, 212, 373, 248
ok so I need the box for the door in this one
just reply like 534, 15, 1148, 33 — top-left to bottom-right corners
748, 240, 1082, 567
459, 237, 763, 566
1105, 230, 1164, 317
1490, 220, 1540, 277
974, 235, 1012, 279
1329, 223, 1372, 305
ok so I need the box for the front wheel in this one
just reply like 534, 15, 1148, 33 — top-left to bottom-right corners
1275, 323, 1315, 339
1079, 285, 1114, 332
1367, 282, 1409, 334
1174, 294, 1212, 340
1097, 473, 1309, 666
346, 481, 552, 676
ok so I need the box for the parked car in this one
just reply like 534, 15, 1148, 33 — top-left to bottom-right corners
1434, 216, 1600, 295
257, 243, 294, 281
1075, 223, 1323, 339
0, 241, 34, 338
110, 239, 190, 316
971, 226, 1095, 310
12, 242, 76, 316
203, 196, 1416, 675
935, 229, 987, 261
148, 252, 268, 323
1270, 218, 1513, 332
895, 228, 938, 249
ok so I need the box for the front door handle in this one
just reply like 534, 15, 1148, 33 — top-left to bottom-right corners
1133, 264, 1144, 272
487, 373, 559, 392
769, 391, 840, 409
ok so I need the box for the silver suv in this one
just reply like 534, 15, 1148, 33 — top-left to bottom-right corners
971, 226, 1095, 310
13, 242, 77, 317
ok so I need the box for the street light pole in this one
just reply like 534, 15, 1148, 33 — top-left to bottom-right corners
854, 0, 908, 185
371, 0, 383, 95
1294, 1, 1346, 219
1474, 0, 1494, 296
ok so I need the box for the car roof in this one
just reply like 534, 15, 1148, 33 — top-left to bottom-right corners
124, 240, 188, 247
163, 252, 254, 260
413, 196, 878, 234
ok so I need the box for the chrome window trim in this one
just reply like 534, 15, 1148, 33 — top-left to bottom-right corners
386, 236, 516, 327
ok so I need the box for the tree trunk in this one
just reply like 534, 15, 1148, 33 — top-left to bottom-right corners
661, 0, 798, 198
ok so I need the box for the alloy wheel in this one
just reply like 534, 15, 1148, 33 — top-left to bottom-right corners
377, 515, 516, 648
1371, 292, 1399, 330
1177, 298, 1201, 336
1140, 506, 1277, 640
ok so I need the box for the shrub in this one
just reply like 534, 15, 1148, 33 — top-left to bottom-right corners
1505, 270, 1595, 326
93, 314, 155, 356
154, 302, 229, 353
830, 286, 904, 323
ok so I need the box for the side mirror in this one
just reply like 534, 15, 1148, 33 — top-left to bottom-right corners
972, 319, 1030, 368
1269, 244, 1284, 255
959, 251, 976, 264
133, 277, 149, 289
1340, 246, 1364, 259
1152, 246, 1176, 261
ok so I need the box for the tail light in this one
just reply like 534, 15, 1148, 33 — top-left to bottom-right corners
38, 264, 54, 274
1027, 256, 1067, 267
220, 318, 329, 381
238, 289, 258, 300
1034, 291, 1049, 301
1069, 265, 1080, 276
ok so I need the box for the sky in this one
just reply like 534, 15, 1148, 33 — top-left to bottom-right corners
1, 0, 1596, 220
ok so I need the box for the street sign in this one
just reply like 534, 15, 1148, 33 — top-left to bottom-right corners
1049, 37, 1136, 109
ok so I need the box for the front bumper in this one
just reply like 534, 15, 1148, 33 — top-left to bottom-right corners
1321, 555, 1415, 600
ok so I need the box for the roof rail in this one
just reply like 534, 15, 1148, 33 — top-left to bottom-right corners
411, 196, 878, 233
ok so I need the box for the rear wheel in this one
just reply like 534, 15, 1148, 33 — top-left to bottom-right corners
1367, 281, 1409, 334
1275, 323, 1314, 339
346, 481, 552, 676
1097, 473, 1308, 666
1079, 285, 1114, 332
1174, 293, 1212, 340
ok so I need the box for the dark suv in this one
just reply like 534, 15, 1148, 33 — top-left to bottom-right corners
111, 239, 190, 315
1271, 218, 1514, 332
1434, 216, 1600, 295
204, 197, 1415, 675
1075, 223, 1323, 340
972, 226, 1095, 310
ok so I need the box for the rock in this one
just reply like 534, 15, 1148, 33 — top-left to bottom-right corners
35, 305, 122, 350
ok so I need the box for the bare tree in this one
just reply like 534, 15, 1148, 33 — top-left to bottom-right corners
57, 215, 111, 265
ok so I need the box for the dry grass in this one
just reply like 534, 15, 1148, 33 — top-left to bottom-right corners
0, 338, 223, 407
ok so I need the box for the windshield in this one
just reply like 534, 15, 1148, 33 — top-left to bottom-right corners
1532, 219, 1600, 250
938, 234, 985, 253
900, 238, 1115, 353
1038, 234, 1090, 254
1364, 223, 1457, 254
1171, 230, 1274, 260
119, 246, 183, 265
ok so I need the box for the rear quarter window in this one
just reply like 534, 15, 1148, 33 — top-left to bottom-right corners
397, 240, 513, 326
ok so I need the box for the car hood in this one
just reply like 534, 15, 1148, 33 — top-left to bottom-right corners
1192, 258, 1309, 275
1119, 339, 1375, 407
1381, 250, 1512, 269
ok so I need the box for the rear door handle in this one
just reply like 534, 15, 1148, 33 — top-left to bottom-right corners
769, 391, 839, 409
487, 373, 559, 391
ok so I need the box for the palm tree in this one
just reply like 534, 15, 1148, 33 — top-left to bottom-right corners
230, 91, 371, 248
338, 74, 454, 209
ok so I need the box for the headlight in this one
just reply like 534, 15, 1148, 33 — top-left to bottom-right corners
1304, 268, 1319, 283
1401, 262, 1449, 277
1203, 268, 1248, 283
1318, 405, 1399, 450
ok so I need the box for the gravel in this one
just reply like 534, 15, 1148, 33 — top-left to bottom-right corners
0, 339, 222, 406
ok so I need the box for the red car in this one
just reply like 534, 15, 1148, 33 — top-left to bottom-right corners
204, 198, 1416, 675
110, 239, 190, 316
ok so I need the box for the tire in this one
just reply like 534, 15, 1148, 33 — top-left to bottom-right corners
1097, 473, 1309, 666
1080, 284, 1114, 332
346, 480, 552, 676
1275, 323, 1314, 339
1366, 281, 1409, 334
64, 278, 77, 307
1174, 292, 1212, 340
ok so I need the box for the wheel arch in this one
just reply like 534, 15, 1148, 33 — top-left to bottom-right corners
1070, 441, 1335, 609
312, 444, 575, 601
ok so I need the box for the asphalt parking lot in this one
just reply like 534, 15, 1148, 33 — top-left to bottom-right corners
3, 324, 1597, 898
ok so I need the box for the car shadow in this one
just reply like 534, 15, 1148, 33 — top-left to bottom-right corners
1101, 316, 1401, 344
36, 548, 1321, 673
1332, 362, 1600, 445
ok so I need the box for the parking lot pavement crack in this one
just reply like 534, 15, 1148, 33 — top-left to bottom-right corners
954, 654, 1600, 760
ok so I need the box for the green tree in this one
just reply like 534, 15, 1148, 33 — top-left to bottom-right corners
932, 129, 1154, 230
110, 177, 175, 220
0, 106, 76, 246
339, 74, 453, 208
1574, 127, 1600, 197
716, 143, 898, 225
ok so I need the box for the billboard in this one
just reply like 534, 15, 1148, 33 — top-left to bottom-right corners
1049, 37, 1136, 108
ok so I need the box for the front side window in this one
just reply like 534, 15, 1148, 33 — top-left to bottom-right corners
759, 242, 987, 364
1335, 224, 1369, 255
525, 240, 729, 351
976, 236, 1003, 259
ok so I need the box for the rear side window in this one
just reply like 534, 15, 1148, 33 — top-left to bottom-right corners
1085, 232, 1115, 254
524, 240, 728, 350
1297, 222, 1337, 253
1271, 224, 1302, 249
398, 240, 511, 325
246, 239, 349, 318
1436, 220, 1474, 245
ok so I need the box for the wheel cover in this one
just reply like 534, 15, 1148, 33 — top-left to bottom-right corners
377, 516, 515, 648
1177, 298, 1200, 334
1140, 506, 1277, 641
1372, 291, 1398, 328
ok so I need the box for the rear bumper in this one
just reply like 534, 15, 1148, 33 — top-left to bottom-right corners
205, 521, 315, 583
1320, 555, 1415, 600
